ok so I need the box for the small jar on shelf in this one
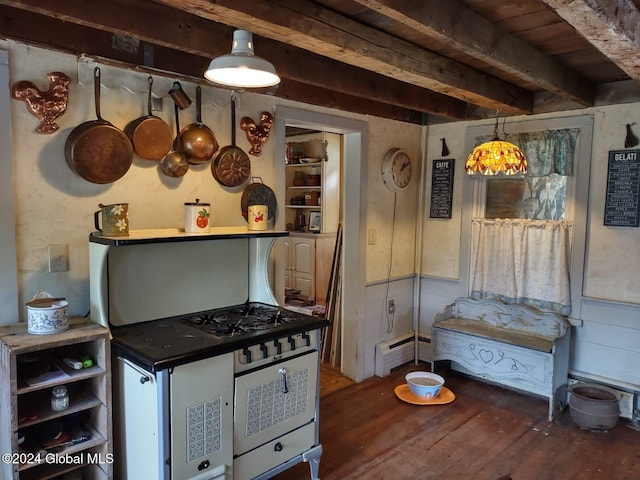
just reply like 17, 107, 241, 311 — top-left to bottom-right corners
51, 385, 69, 411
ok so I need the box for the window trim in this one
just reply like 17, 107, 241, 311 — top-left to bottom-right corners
459, 114, 594, 321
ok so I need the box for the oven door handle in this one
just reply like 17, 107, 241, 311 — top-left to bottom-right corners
278, 367, 288, 393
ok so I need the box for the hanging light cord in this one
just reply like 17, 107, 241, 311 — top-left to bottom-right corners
384, 192, 398, 334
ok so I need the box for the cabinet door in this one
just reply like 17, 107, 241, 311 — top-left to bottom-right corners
170, 353, 234, 480
283, 237, 292, 290
292, 238, 315, 299
114, 358, 163, 479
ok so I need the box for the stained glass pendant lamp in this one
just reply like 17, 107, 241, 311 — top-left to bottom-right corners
204, 30, 280, 88
465, 113, 527, 175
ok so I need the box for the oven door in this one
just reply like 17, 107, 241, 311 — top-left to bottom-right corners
234, 351, 319, 456
170, 353, 234, 480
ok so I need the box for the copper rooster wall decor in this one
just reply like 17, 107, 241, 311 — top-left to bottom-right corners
240, 112, 274, 156
11, 71, 71, 134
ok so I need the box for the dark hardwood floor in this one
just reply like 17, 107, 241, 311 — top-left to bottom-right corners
273, 364, 640, 480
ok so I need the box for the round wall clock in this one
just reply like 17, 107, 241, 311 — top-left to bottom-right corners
381, 148, 413, 192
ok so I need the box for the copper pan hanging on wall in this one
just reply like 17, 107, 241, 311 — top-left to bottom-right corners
64, 67, 133, 184
211, 94, 251, 187
179, 85, 219, 165
124, 76, 173, 161
160, 103, 189, 178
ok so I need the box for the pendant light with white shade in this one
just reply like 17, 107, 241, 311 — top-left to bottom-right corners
204, 30, 280, 88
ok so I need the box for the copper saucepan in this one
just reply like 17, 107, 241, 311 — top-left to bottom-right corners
180, 85, 219, 165
65, 67, 133, 184
160, 103, 189, 178
125, 76, 173, 161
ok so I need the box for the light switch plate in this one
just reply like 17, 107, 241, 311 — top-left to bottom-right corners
368, 228, 376, 245
48, 244, 68, 272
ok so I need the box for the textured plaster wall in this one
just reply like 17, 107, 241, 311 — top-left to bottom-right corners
365, 121, 421, 284
5, 42, 422, 328
582, 108, 640, 303
9, 43, 277, 319
421, 122, 466, 280
423, 104, 640, 306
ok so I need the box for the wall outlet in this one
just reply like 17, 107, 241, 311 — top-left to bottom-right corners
48, 244, 68, 272
387, 299, 395, 315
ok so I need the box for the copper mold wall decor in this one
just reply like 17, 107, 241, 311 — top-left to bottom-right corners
240, 112, 274, 156
11, 72, 71, 134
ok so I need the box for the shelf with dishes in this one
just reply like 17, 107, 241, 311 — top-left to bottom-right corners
284, 135, 338, 235
285, 181, 322, 228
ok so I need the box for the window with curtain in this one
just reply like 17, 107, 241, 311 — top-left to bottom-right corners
481, 128, 579, 221
470, 128, 579, 315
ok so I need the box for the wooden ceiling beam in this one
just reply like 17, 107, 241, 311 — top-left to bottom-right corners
541, 0, 640, 81
0, 4, 431, 123
276, 79, 426, 124
352, 0, 596, 107
153, 0, 534, 115
0, 0, 469, 120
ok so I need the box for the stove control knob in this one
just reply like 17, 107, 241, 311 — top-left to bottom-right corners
288, 335, 296, 350
242, 347, 252, 364
260, 343, 269, 358
274, 339, 283, 354
302, 331, 311, 347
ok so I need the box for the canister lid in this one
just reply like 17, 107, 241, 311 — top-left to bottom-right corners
184, 198, 210, 206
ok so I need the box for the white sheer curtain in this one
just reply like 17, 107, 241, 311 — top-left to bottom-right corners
470, 218, 573, 315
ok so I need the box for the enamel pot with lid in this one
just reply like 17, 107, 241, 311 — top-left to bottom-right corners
179, 85, 219, 165
124, 76, 173, 161
65, 67, 133, 184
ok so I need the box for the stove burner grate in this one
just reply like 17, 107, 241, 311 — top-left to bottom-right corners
181, 304, 299, 337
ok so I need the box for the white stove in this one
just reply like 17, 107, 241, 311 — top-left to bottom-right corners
89, 228, 328, 480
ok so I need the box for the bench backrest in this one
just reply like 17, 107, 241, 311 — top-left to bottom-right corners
436, 297, 570, 340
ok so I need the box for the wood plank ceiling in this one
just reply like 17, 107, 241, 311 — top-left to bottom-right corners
0, 0, 639, 124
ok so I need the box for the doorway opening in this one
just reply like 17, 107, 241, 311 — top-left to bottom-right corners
273, 106, 368, 384
283, 127, 342, 320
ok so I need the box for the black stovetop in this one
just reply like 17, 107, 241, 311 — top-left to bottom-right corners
110, 302, 329, 372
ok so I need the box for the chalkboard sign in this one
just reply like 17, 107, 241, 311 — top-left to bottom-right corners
429, 159, 455, 219
604, 149, 640, 227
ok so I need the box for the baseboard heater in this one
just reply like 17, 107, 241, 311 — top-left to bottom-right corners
374, 332, 432, 377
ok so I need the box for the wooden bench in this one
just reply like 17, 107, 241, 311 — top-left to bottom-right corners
431, 297, 571, 421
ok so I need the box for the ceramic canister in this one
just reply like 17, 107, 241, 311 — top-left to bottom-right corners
26, 291, 69, 335
184, 199, 210, 233
247, 204, 268, 231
